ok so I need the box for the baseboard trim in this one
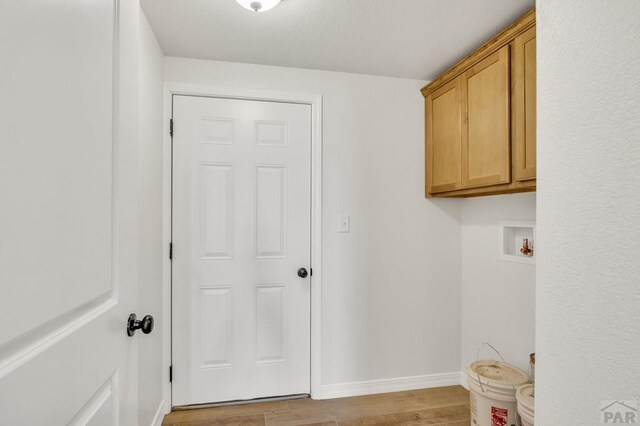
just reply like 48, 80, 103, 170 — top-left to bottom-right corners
319, 371, 462, 399
460, 372, 469, 390
151, 399, 166, 426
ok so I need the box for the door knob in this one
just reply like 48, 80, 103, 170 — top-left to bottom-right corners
297, 268, 308, 278
127, 313, 154, 337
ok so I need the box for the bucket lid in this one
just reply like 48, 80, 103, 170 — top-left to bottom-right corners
516, 384, 535, 408
468, 360, 530, 387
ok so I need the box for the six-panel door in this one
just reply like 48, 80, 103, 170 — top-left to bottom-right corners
461, 45, 511, 189
172, 95, 312, 405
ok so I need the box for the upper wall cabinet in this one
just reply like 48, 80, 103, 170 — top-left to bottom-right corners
422, 9, 536, 197
514, 26, 537, 182
426, 78, 462, 193
462, 46, 511, 189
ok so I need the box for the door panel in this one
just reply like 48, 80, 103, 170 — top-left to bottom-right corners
426, 78, 462, 194
0, 1, 138, 424
198, 163, 234, 260
172, 96, 311, 405
255, 165, 287, 258
462, 46, 511, 189
515, 26, 537, 181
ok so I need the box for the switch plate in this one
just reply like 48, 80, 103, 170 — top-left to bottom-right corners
339, 215, 350, 233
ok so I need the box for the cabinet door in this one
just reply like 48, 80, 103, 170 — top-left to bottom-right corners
461, 45, 511, 188
426, 78, 462, 195
514, 26, 536, 181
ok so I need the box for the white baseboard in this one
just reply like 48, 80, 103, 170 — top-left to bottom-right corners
460, 372, 469, 390
319, 371, 462, 400
151, 399, 166, 426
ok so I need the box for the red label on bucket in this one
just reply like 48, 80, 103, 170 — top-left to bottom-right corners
491, 406, 508, 426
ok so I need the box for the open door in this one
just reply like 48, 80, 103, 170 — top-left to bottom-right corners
0, 1, 141, 424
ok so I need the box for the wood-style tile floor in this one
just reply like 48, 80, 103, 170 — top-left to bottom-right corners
162, 385, 470, 426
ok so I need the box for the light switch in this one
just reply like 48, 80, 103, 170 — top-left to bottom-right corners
339, 215, 350, 233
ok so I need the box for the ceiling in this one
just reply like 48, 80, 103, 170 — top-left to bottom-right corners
141, 0, 534, 81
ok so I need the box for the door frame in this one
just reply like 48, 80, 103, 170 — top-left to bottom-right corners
162, 83, 323, 408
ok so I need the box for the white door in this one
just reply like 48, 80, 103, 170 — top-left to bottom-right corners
172, 95, 311, 405
0, 1, 139, 424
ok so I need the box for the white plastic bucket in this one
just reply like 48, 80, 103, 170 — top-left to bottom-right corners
467, 360, 530, 426
516, 384, 535, 426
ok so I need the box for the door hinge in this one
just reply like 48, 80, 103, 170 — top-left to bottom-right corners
169, 118, 174, 137
169, 242, 173, 260
169, 365, 173, 383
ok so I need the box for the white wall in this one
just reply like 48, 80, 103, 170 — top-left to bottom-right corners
460, 193, 536, 376
138, 10, 165, 426
537, 1, 640, 424
164, 58, 463, 392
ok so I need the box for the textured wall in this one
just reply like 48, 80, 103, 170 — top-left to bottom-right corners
537, 1, 640, 424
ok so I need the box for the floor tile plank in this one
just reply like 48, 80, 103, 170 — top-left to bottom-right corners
162, 386, 470, 426
163, 401, 288, 424
163, 413, 266, 426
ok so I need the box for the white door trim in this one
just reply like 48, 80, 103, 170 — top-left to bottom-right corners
162, 83, 323, 409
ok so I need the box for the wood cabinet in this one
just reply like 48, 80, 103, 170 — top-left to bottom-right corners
462, 46, 511, 189
426, 78, 462, 193
422, 9, 536, 197
514, 26, 537, 181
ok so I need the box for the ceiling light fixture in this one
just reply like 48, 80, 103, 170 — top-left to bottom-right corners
234, 0, 282, 12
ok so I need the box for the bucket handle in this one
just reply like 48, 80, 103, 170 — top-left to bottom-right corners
475, 342, 505, 394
